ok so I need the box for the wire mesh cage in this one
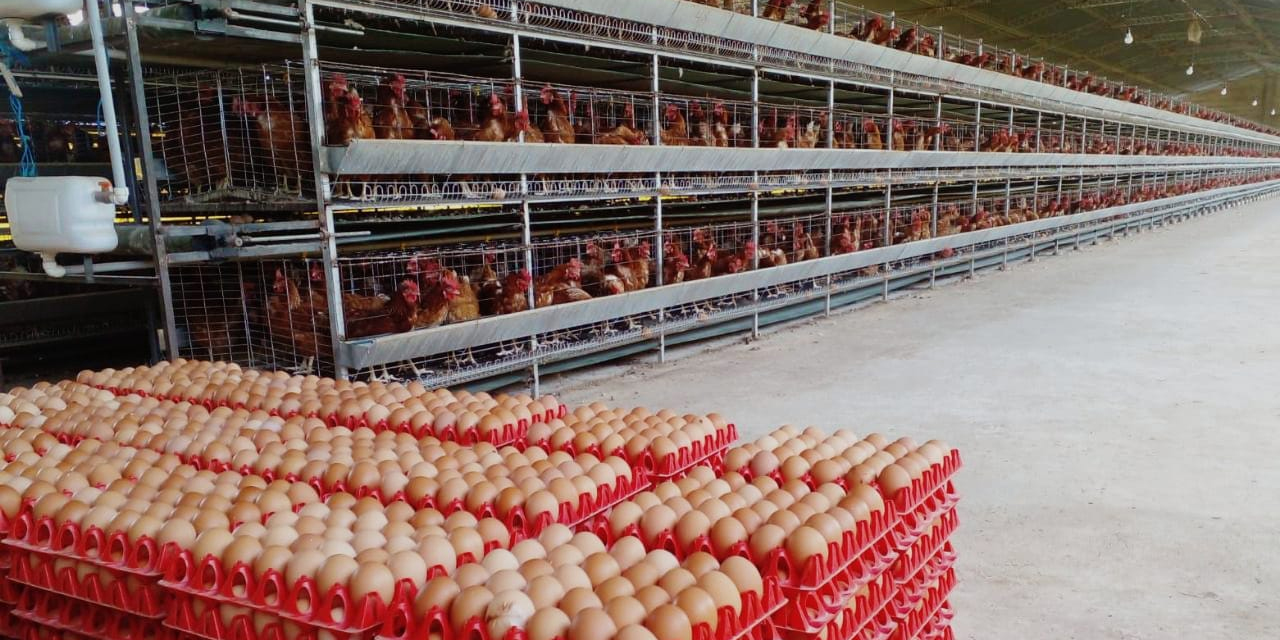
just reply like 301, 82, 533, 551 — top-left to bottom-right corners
149, 63, 314, 204
171, 259, 335, 375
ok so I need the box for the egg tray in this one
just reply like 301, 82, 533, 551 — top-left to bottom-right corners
910, 602, 955, 640
885, 568, 956, 640
160, 547, 432, 637
777, 571, 895, 640
601, 496, 898, 595
160, 593, 379, 640
0, 609, 19, 640
4, 551, 167, 618
889, 509, 958, 588
885, 549, 957, 624
888, 483, 959, 555
5, 514, 166, 578
8, 587, 164, 640
376, 573, 785, 640
886, 451, 962, 522
768, 519, 901, 634
528, 422, 738, 481
10, 617, 187, 640
91, 384, 565, 448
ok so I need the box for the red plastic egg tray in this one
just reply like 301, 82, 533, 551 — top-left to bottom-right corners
527, 421, 737, 483
4, 552, 166, 619
92, 384, 565, 448
9, 588, 162, 640
886, 568, 956, 640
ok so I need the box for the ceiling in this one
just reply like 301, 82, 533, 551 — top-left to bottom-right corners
843, 0, 1280, 124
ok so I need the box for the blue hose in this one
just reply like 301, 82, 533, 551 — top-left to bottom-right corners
9, 93, 37, 177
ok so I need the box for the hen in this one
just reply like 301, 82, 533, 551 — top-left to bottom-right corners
659, 104, 689, 146
540, 86, 576, 144
373, 74, 415, 140
345, 280, 421, 338
536, 258, 593, 306
233, 96, 311, 194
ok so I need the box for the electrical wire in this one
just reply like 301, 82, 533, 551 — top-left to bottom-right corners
9, 93, 37, 177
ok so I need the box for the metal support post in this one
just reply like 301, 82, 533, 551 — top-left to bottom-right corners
123, 0, 179, 361
652, 48, 666, 362
973, 101, 982, 152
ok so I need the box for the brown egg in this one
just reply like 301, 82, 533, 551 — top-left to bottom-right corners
450, 585, 493, 635
674, 511, 712, 550
414, 576, 460, 616
567, 608, 617, 640
622, 561, 661, 590
608, 502, 644, 538
766, 509, 801, 534
317, 555, 359, 594
609, 537, 647, 571
748, 524, 785, 560
878, 464, 913, 499
554, 565, 592, 593
524, 574, 565, 610
559, 587, 603, 618
785, 526, 828, 566
633, 584, 670, 613
675, 586, 718, 630
606, 595, 648, 629
709, 517, 748, 556
583, 552, 621, 586
617, 625, 659, 640
718, 556, 763, 598
526, 607, 571, 640
644, 604, 692, 640
696, 571, 741, 614
639, 505, 677, 545
284, 549, 327, 586
596, 574, 635, 603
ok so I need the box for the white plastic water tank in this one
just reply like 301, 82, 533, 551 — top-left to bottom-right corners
5, 176, 119, 276
0, 0, 81, 20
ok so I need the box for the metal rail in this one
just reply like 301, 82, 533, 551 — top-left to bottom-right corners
339, 178, 1276, 371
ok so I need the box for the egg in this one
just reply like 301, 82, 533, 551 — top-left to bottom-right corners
748, 524, 786, 561
450, 585, 493, 635
785, 526, 828, 566
526, 574, 566, 610
350, 562, 396, 604
718, 556, 763, 598
878, 464, 913, 499
696, 571, 741, 614
657, 568, 697, 596
709, 517, 748, 556
675, 586, 718, 630
526, 607, 571, 640
486, 590, 536, 640
317, 555, 360, 594
748, 451, 779, 477
608, 536, 646, 571
559, 587, 603, 618
644, 604, 692, 640
605, 595, 648, 628
583, 552, 621, 586
414, 576, 460, 616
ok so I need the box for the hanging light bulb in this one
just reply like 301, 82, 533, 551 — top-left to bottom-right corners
1272, 108, 1277, 116
1124, 28, 1134, 45
1221, 86, 1228, 95
1185, 63, 1194, 76
1253, 98, 1260, 106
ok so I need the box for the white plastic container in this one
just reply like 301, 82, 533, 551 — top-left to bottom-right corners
5, 176, 119, 277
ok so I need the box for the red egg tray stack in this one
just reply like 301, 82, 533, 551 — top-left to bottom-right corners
528, 421, 738, 484
1, 514, 169, 640
381, 574, 785, 640
85, 366, 565, 449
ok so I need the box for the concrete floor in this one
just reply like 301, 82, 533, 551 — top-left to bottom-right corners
549, 199, 1280, 639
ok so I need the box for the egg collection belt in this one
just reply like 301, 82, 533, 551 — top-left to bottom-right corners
0, 361, 960, 640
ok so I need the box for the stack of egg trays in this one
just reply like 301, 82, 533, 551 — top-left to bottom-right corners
528, 420, 739, 484
2, 510, 170, 640
88, 378, 564, 449
1, 514, 18, 640
20, 386, 642, 544
590, 484, 900, 638
880, 450, 962, 640
159, 551, 392, 640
